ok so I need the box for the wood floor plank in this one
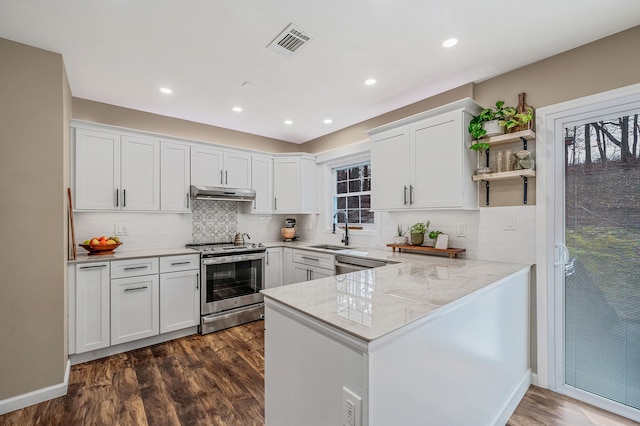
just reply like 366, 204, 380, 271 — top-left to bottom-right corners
1, 320, 637, 425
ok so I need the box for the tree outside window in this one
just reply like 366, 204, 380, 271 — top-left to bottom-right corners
334, 163, 373, 225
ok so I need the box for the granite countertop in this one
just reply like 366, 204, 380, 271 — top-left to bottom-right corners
261, 250, 530, 342
69, 247, 200, 264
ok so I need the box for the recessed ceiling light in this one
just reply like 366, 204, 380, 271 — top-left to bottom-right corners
323, 119, 333, 124
442, 38, 458, 48
284, 120, 293, 125
232, 106, 243, 112
159, 87, 173, 94
364, 78, 377, 86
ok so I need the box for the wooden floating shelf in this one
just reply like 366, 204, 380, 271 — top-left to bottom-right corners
472, 169, 536, 182
386, 244, 466, 259
481, 129, 536, 147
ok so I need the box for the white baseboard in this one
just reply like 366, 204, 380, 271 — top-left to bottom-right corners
531, 372, 539, 386
0, 360, 70, 416
492, 368, 532, 426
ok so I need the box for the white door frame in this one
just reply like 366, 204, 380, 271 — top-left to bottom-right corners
535, 82, 640, 420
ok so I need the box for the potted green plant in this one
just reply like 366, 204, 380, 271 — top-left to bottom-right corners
409, 221, 430, 246
392, 225, 407, 245
428, 230, 443, 241
468, 100, 518, 140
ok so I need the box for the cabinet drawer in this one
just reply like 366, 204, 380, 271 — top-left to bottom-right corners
111, 257, 159, 279
292, 249, 334, 269
160, 254, 200, 273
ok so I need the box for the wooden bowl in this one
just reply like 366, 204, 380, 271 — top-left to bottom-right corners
79, 242, 122, 255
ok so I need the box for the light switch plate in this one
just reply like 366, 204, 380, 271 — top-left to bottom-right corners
114, 223, 129, 236
504, 215, 516, 231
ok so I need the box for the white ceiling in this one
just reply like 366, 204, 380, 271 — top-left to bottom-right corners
2, 1, 639, 144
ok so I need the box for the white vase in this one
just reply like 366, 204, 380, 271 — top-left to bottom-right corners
482, 120, 504, 137
392, 236, 406, 245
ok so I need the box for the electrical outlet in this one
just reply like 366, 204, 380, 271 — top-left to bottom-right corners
504, 215, 516, 231
114, 223, 129, 236
342, 387, 361, 426
456, 222, 466, 237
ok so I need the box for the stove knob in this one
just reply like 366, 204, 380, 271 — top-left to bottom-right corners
258, 243, 264, 247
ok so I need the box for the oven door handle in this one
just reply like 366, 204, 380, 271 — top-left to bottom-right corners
202, 252, 266, 265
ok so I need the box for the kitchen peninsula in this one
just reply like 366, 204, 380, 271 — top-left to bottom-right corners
262, 254, 531, 425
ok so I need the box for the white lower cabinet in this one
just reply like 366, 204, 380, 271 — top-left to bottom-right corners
265, 247, 283, 289
160, 270, 199, 333
111, 274, 159, 345
292, 263, 334, 282
75, 262, 110, 354
283, 248, 294, 285
291, 249, 335, 283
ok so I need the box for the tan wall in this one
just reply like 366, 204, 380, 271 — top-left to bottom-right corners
72, 98, 299, 153
0, 38, 69, 399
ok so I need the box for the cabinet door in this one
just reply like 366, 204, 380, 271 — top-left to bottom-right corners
371, 127, 411, 210
74, 128, 120, 210
224, 151, 251, 188
273, 158, 300, 212
265, 248, 283, 288
283, 248, 294, 285
120, 135, 160, 211
191, 146, 224, 186
251, 155, 273, 213
292, 264, 310, 283
411, 115, 463, 208
111, 274, 159, 345
75, 262, 110, 353
309, 266, 333, 280
160, 141, 190, 212
160, 270, 199, 333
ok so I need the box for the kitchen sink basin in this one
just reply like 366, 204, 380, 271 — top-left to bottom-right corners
307, 244, 350, 252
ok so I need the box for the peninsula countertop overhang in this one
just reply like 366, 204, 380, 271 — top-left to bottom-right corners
261, 254, 531, 342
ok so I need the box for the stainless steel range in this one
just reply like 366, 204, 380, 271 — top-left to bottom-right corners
186, 242, 266, 334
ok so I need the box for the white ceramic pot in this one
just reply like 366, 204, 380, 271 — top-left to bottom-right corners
392, 236, 407, 245
482, 120, 504, 137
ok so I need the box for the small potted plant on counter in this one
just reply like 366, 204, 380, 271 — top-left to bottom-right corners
409, 221, 430, 246
392, 225, 407, 245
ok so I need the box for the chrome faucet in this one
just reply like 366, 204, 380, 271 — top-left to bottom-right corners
332, 210, 349, 246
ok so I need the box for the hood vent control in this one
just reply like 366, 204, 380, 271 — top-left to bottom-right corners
268, 23, 311, 56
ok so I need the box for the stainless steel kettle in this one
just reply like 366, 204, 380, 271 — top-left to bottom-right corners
233, 232, 250, 246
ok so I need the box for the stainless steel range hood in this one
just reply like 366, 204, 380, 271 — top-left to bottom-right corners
190, 185, 256, 201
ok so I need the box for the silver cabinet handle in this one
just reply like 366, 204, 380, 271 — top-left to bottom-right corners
80, 264, 108, 269
124, 286, 148, 292
124, 265, 148, 271
115, 189, 119, 207
266, 251, 270, 265
220, 170, 224, 185
225, 170, 228, 185
186, 192, 190, 208
274, 197, 277, 210
301, 256, 319, 261
409, 185, 414, 205
171, 261, 191, 266
196, 273, 199, 291
403, 186, 407, 205
123, 189, 126, 207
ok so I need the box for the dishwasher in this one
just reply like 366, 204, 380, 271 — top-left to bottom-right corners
334, 254, 389, 274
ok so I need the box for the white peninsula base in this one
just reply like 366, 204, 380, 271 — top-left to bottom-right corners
264, 263, 530, 426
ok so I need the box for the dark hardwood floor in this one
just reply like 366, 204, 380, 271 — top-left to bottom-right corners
1, 320, 637, 425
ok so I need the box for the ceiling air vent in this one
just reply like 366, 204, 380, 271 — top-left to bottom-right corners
268, 23, 312, 56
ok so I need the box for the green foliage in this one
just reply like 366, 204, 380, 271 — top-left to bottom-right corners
428, 230, 443, 240
469, 142, 490, 154
468, 101, 534, 139
409, 221, 430, 234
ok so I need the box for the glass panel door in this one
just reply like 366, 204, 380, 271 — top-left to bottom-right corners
563, 113, 640, 409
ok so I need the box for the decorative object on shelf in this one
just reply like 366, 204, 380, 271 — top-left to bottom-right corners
428, 230, 443, 244
392, 225, 407, 245
496, 150, 505, 173
435, 234, 449, 250
511, 92, 535, 133
469, 142, 491, 174
505, 149, 514, 172
409, 221, 430, 246
468, 101, 515, 140
513, 150, 535, 170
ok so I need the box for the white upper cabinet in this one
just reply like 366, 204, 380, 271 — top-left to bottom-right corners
369, 98, 482, 210
273, 154, 317, 214
191, 146, 251, 188
74, 127, 160, 211
160, 141, 191, 212
251, 154, 273, 214
120, 135, 160, 211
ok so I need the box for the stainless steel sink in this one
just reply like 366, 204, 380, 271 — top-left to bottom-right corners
307, 244, 349, 251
